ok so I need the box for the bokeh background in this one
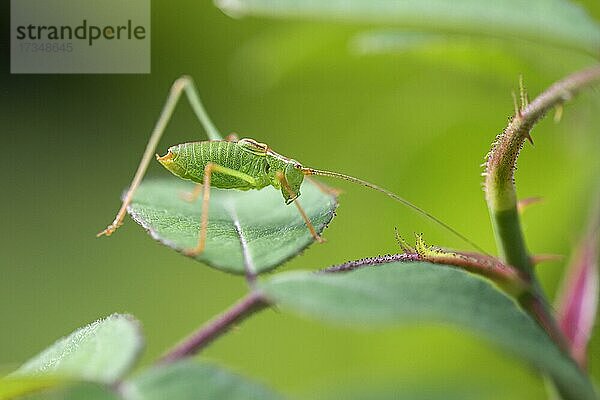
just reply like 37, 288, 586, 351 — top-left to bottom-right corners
2, 1, 600, 398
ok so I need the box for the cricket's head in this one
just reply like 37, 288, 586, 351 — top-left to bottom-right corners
282, 161, 305, 204
156, 145, 187, 179
266, 157, 305, 204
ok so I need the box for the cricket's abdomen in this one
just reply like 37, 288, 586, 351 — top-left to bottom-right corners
164, 141, 270, 190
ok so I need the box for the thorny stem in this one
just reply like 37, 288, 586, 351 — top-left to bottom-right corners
159, 291, 270, 364
323, 250, 528, 294
484, 65, 600, 398
321, 253, 419, 273
485, 66, 600, 268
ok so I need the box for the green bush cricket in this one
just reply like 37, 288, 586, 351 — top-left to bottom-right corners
98, 76, 484, 256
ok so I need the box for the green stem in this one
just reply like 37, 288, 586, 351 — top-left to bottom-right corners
489, 207, 532, 271
484, 65, 600, 400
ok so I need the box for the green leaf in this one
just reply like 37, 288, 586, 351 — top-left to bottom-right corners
0, 377, 63, 400
11, 314, 143, 385
19, 383, 119, 400
127, 178, 337, 274
351, 31, 450, 54
122, 360, 282, 400
324, 385, 485, 400
260, 262, 596, 400
216, 0, 600, 55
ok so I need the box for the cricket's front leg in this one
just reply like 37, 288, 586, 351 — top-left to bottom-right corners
276, 172, 325, 244
183, 163, 215, 257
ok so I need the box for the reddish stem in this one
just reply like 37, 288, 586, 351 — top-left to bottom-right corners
159, 291, 270, 364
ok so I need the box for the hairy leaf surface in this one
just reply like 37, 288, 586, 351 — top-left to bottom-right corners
12, 314, 142, 384
2, 315, 143, 399
127, 178, 337, 274
122, 360, 282, 400
261, 262, 596, 400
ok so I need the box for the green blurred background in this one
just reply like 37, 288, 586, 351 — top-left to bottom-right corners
2, 1, 600, 398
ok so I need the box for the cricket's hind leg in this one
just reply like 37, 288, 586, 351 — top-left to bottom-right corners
276, 172, 325, 244
183, 163, 257, 257
97, 75, 222, 237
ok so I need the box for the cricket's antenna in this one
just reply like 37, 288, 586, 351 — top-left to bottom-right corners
304, 167, 489, 255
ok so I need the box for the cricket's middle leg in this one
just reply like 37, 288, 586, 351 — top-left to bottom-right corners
183, 163, 258, 256
183, 163, 215, 256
